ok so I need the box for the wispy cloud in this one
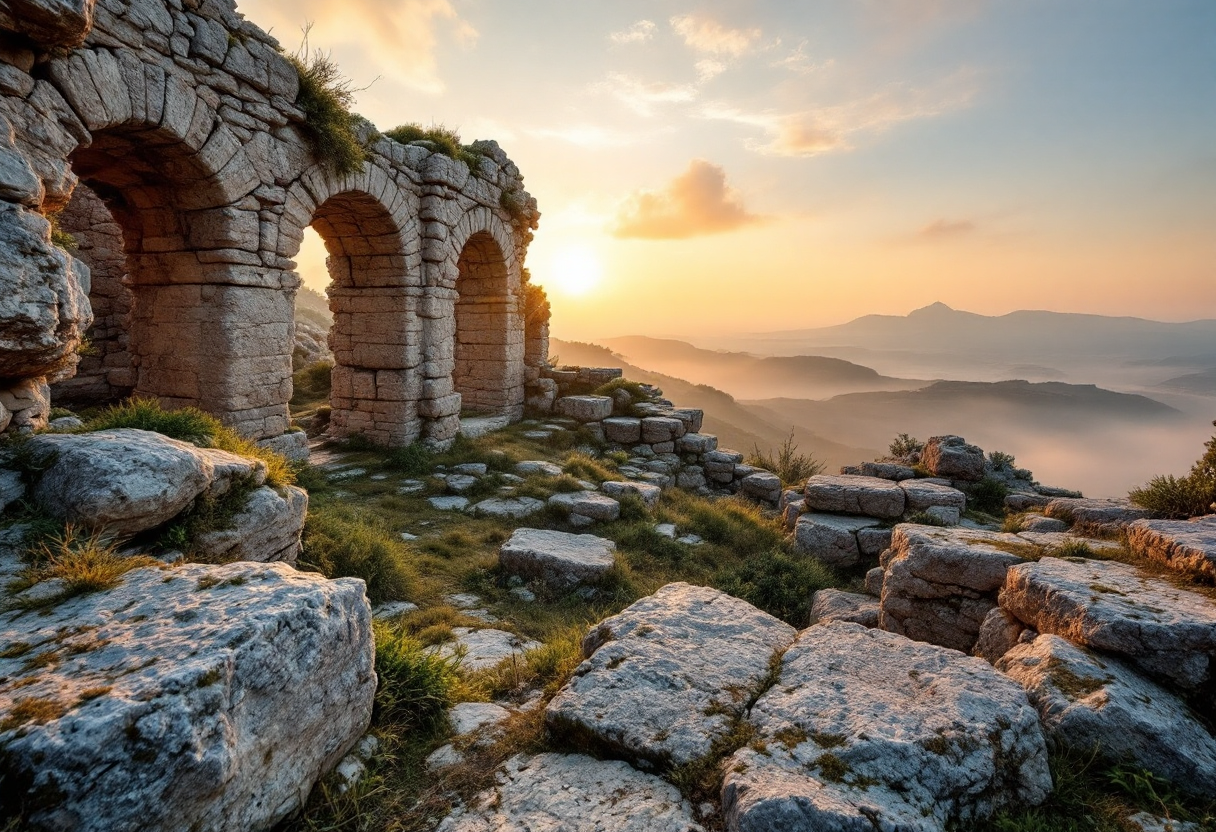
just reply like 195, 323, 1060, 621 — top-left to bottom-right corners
670, 14, 762, 57
240, 0, 475, 95
612, 159, 765, 239
920, 218, 977, 239
771, 40, 834, 75
609, 19, 657, 44
703, 69, 980, 156
593, 72, 698, 117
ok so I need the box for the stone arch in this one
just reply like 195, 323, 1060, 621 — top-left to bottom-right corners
43, 54, 289, 436
280, 166, 424, 446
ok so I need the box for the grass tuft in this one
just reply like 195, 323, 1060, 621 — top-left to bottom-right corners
384, 123, 484, 171
746, 430, 825, 487
300, 505, 418, 604
373, 620, 462, 730
17, 525, 159, 605
289, 27, 370, 175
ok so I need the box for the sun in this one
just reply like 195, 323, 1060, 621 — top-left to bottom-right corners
545, 244, 604, 297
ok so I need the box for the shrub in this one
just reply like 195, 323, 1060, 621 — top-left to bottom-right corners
1130, 422, 1216, 519
291, 360, 333, 407
372, 621, 460, 729
384, 442, 433, 476
300, 506, 417, 603
592, 378, 650, 403
989, 450, 1017, 471
289, 30, 369, 175
83, 398, 295, 488
963, 476, 1009, 516
384, 123, 483, 171
888, 433, 924, 460
747, 431, 825, 487
716, 550, 836, 627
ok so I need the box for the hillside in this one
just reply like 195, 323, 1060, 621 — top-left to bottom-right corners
551, 338, 878, 470
599, 335, 925, 400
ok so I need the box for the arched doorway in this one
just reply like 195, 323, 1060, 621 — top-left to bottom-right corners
453, 230, 519, 416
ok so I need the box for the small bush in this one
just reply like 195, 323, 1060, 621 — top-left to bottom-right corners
963, 476, 1010, 516
1129, 421, 1216, 519
904, 510, 949, 528
592, 378, 650, 403
384, 442, 433, 476
384, 123, 483, 171
747, 431, 825, 487
301, 506, 417, 604
989, 450, 1017, 471
716, 550, 836, 627
373, 621, 461, 729
83, 398, 295, 488
289, 29, 369, 175
889, 433, 924, 460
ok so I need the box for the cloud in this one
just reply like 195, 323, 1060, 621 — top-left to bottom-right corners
610, 19, 657, 44
593, 72, 698, 117
670, 14, 762, 57
702, 69, 979, 156
695, 59, 728, 82
771, 41, 835, 75
237, 0, 475, 95
920, 219, 977, 239
611, 159, 764, 239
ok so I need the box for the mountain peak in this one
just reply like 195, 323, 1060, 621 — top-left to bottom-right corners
908, 301, 956, 317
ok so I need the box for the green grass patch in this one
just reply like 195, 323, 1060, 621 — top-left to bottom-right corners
384, 123, 483, 171
300, 505, 418, 604
14, 525, 160, 607
289, 35, 370, 175
373, 620, 463, 730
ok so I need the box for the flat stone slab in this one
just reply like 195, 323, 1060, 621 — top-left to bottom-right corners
601, 480, 662, 507
997, 634, 1216, 796
449, 701, 513, 736
1043, 497, 1155, 534
515, 460, 563, 477
439, 628, 541, 672
900, 479, 967, 511
0, 562, 375, 832
548, 491, 620, 522
546, 583, 796, 769
429, 495, 470, 511
879, 525, 1032, 653
1000, 557, 1216, 689
1127, 515, 1216, 580
472, 497, 545, 519
435, 753, 704, 832
792, 513, 882, 567
554, 395, 613, 423
804, 474, 906, 519
459, 415, 511, 438
859, 461, 916, 480
499, 528, 617, 589
723, 622, 1050, 831
811, 589, 879, 627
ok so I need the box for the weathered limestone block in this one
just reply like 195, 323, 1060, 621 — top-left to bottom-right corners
723, 623, 1051, 831
601, 480, 662, 507
553, 395, 612, 423
471, 496, 544, 519
435, 753, 704, 832
793, 513, 881, 568
641, 416, 685, 444
972, 606, 1030, 663
498, 528, 616, 589
900, 479, 967, 512
857, 527, 892, 558
675, 432, 717, 454
1126, 515, 1216, 580
997, 635, 1216, 796
547, 491, 620, 522
859, 461, 916, 480
0, 0, 95, 49
28, 429, 215, 536
0, 561, 375, 832
921, 435, 985, 481
603, 416, 642, 444
741, 471, 781, 503
438, 628, 541, 672
1043, 497, 1155, 535
811, 589, 879, 627
804, 474, 906, 519
879, 526, 1029, 653
256, 431, 311, 463
546, 583, 796, 769
193, 485, 308, 564
1000, 557, 1216, 690
0, 377, 50, 431
0, 207, 92, 382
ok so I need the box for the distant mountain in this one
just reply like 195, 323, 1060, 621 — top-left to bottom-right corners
1156, 368, 1216, 397
600, 335, 925, 400
550, 339, 878, 469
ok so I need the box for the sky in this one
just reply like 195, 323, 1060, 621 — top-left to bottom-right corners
237, 0, 1216, 341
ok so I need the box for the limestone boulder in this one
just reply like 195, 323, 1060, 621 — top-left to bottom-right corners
256, 431, 310, 463
28, 429, 214, 537
921, 435, 985, 481
859, 461, 916, 480
193, 485, 308, 564
515, 460, 563, 477
546, 583, 796, 769
879, 525, 1030, 653
792, 513, 881, 567
1043, 497, 1155, 534
810, 589, 879, 627
0, 207, 92, 381
741, 471, 782, 503
723, 622, 1051, 831
435, 753, 703, 832
804, 474, 906, 519
641, 416, 684, 444
554, 395, 612, 423
548, 491, 620, 522
601, 480, 661, 507
1126, 515, 1216, 580
0, 0, 95, 50
0, 561, 375, 832
972, 607, 1030, 663
603, 417, 642, 444
1000, 557, 1216, 690
439, 628, 541, 672
900, 479, 967, 513
0, 466, 24, 514
471, 496, 544, 519
997, 634, 1216, 796
498, 528, 616, 589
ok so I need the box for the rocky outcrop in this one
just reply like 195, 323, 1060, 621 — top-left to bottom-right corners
804, 474, 906, 518
997, 635, 1216, 796
1126, 515, 1216, 580
0, 561, 375, 832
1000, 557, 1216, 690
792, 513, 881, 567
498, 528, 616, 589
921, 435, 985, 481
546, 583, 796, 769
1043, 497, 1155, 535
193, 484, 308, 565
723, 622, 1051, 830
435, 753, 704, 832
810, 589, 879, 627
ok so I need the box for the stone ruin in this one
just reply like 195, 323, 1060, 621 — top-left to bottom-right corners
0, 0, 545, 448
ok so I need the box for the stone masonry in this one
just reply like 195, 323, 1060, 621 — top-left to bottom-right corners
0, 0, 542, 447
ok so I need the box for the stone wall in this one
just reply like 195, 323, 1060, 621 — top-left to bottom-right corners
0, 0, 542, 447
